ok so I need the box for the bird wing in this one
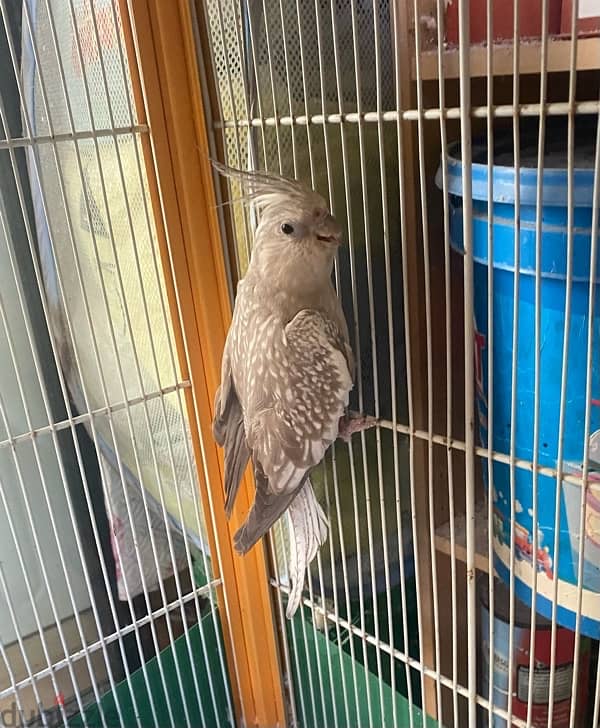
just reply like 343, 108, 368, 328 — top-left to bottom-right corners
213, 346, 232, 446
213, 346, 250, 516
233, 308, 352, 554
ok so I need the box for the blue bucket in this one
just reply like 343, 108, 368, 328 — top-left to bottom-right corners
436, 124, 600, 638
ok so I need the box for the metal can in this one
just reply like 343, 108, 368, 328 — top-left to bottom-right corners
479, 577, 591, 727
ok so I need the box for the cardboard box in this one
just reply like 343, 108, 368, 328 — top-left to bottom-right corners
445, 0, 562, 45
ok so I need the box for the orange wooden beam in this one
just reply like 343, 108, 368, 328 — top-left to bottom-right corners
120, 1, 287, 725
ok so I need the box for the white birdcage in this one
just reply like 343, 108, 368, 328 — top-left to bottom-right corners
201, 0, 600, 726
1, 0, 600, 727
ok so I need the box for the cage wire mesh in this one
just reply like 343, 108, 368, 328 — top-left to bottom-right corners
199, 0, 600, 727
202, 0, 421, 721
0, 1, 234, 727
201, 1, 429, 726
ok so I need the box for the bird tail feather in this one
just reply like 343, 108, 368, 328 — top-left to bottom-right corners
285, 479, 329, 619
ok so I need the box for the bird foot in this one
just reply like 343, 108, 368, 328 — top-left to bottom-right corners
337, 411, 378, 442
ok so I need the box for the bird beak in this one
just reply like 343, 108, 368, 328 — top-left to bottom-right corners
316, 233, 342, 246
316, 215, 343, 246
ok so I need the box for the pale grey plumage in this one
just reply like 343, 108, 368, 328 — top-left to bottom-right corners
212, 163, 354, 616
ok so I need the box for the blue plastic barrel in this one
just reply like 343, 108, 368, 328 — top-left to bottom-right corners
436, 124, 600, 639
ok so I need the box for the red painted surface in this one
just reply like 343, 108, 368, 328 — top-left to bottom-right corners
445, 0, 562, 44
561, 0, 600, 35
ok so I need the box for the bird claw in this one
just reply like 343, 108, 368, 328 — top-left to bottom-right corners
337, 411, 378, 442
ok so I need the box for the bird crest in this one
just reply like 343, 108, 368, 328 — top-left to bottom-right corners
211, 160, 326, 216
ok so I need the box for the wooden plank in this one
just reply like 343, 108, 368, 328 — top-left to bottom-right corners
393, 0, 439, 720
434, 499, 493, 574
120, 2, 287, 726
437, 552, 470, 728
415, 36, 600, 80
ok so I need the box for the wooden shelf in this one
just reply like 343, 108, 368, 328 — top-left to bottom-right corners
435, 499, 495, 573
415, 36, 600, 80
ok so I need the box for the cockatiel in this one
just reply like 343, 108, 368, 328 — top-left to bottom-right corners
212, 164, 373, 617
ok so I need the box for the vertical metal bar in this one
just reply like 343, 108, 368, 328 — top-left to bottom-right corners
330, 443, 363, 721
305, 569, 331, 728
563, 6, 589, 728
524, 0, 552, 721
320, 461, 351, 725
433, 0, 462, 723
271, 517, 305, 728
456, 1, 477, 726
484, 1, 496, 726
507, 2, 522, 724
346, 438, 375, 728
411, 1, 444, 723
586, 98, 600, 728
394, 1, 441, 719
538, 0, 566, 724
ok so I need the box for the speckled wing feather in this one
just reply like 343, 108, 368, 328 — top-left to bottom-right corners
233, 308, 352, 554
213, 351, 250, 516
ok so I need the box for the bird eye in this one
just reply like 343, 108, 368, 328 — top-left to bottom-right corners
281, 223, 294, 235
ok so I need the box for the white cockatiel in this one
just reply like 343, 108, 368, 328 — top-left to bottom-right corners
212, 164, 371, 617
